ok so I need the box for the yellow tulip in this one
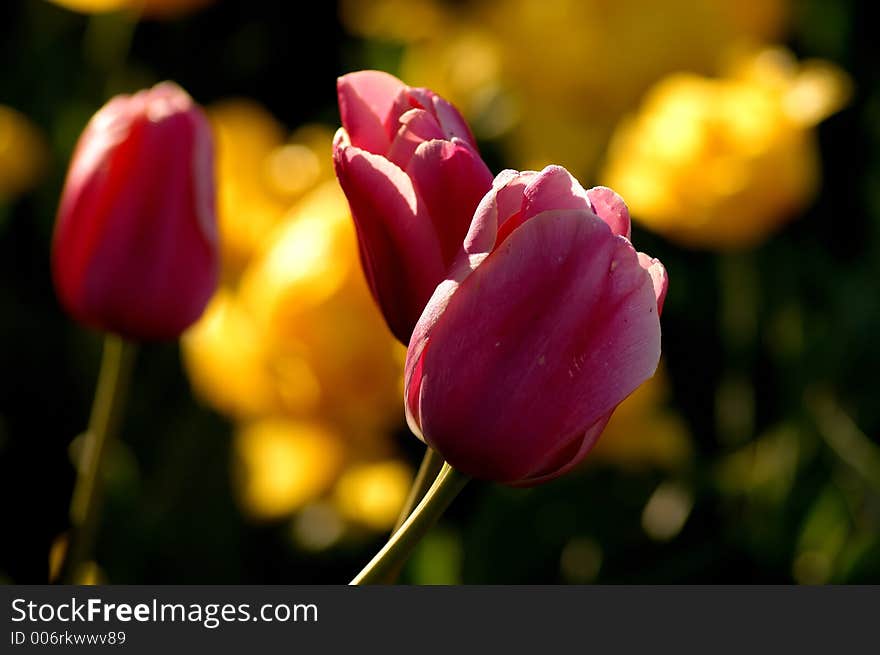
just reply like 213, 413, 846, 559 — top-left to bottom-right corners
334, 461, 412, 530
342, 0, 790, 174
233, 419, 346, 520
238, 183, 356, 325
183, 108, 408, 534
601, 48, 850, 249
184, 127, 403, 439
208, 101, 292, 274
208, 101, 335, 277
182, 289, 297, 420
237, 182, 401, 438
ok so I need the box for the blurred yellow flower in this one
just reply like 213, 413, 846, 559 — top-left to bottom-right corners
601, 48, 851, 249
208, 101, 295, 275
233, 419, 346, 521
342, 0, 789, 174
182, 106, 410, 529
334, 461, 413, 530
238, 184, 404, 446
181, 289, 282, 420
0, 105, 49, 199
208, 101, 337, 276
185, 180, 404, 446
591, 365, 692, 471
239, 183, 356, 325
44, 0, 213, 18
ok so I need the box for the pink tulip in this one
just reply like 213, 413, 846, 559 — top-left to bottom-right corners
333, 70, 494, 343
404, 166, 668, 486
52, 82, 218, 341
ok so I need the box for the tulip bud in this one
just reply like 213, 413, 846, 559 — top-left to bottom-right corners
404, 166, 668, 486
52, 82, 219, 341
333, 70, 494, 343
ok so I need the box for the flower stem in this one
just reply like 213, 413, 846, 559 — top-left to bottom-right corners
375, 446, 445, 584
57, 335, 136, 584
392, 446, 444, 534
351, 462, 468, 585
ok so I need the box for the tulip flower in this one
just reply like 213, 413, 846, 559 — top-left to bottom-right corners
333, 70, 494, 343
52, 82, 218, 341
601, 48, 851, 249
52, 82, 218, 583
404, 166, 667, 486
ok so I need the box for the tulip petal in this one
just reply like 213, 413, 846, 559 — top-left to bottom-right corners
337, 71, 407, 155
82, 109, 217, 339
638, 252, 669, 315
385, 87, 477, 150
386, 108, 446, 170
494, 165, 597, 247
587, 186, 631, 239
52, 99, 140, 320
457, 170, 537, 268
408, 210, 661, 483
406, 139, 495, 264
52, 82, 218, 341
333, 143, 446, 342
429, 94, 479, 147
521, 165, 592, 222
385, 87, 428, 132
512, 412, 612, 487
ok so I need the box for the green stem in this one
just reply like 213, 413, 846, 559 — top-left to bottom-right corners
351, 462, 468, 585
376, 446, 445, 584
807, 388, 880, 491
57, 335, 136, 584
392, 446, 444, 534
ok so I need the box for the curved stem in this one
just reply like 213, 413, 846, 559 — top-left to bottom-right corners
808, 388, 880, 491
351, 462, 468, 585
56, 335, 136, 584
376, 447, 445, 584
392, 446, 444, 534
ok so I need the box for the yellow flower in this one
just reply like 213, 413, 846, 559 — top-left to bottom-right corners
0, 106, 49, 199
237, 182, 405, 450
181, 289, 285, 420
601, 48, 851, 249
182, 112, 411, 529
208, 100, 334, 276
342, 0, 790, 174
239, 182, 356, 325
232, 419, 346, 521
334, 461, 412, 530
590, 365, 692, 471
208, 101, 292, 275
183, 182, 403, 443
44, 0, 213, 18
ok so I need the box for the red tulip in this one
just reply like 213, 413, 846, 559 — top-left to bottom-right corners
404, 166, 668, 486
52, 82, 218, 341
333, 70, 494, 343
